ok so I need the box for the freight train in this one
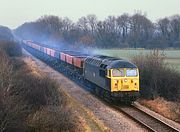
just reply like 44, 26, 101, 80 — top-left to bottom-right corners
22, 40, 140, 103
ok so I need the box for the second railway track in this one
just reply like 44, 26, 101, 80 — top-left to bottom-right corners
112, 104, 179, 132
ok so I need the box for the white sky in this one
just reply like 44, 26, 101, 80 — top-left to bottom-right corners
0, 0, 180, 29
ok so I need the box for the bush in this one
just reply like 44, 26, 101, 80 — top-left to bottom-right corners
12, 73, 61, 109
132, 50, 180, 101
0, 40, 22, 57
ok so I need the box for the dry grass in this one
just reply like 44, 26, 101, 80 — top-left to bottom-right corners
59, 88, 110, 132
21, 60, 86, 131
24, 53, 108, 131
0, 41, 80, 132
139, 97, 180, 122
27, 106, 77, 132
0, 47, 29, 132
14, 61, 78, 131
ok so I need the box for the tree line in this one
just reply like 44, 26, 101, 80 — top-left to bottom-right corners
15, 12, 180, 48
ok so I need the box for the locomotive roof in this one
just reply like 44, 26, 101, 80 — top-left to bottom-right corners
106, 60, 137, 69
85, 55, 137, 69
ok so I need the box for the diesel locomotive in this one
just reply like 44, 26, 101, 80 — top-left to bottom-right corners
22, 40, 140, 102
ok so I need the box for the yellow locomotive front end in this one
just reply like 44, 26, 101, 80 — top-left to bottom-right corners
107, 68, 140, 101
107, 68, 139, 92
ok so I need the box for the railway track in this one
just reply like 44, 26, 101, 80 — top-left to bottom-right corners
112, 104, 179, 132
58, 65, 180, 132
24, 47, 180, 132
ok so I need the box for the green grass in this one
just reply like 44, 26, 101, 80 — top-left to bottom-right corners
165, 58, 180, 71
94, 49, 180, 71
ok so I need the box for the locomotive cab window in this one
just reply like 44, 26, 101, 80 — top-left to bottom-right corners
112, 69, 124, 77
126, 69, 137, 77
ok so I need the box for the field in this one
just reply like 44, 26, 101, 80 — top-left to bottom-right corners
93, 49, 180, 72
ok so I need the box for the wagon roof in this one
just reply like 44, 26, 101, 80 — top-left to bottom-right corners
61, 50, 89, 57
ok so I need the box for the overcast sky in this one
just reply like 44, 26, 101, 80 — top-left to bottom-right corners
0, 0, 180, 29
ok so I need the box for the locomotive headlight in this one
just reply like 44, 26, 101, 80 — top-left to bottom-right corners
114, 80, 118, 88
124, 79, 127, 82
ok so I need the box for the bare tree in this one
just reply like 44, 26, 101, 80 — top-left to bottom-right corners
77, 16, 89, 34
129, 13, 154, 48
117, 13, 131, 45
157, 18, 171, 40
86, 14, 98, 37
170, 15, 180, 41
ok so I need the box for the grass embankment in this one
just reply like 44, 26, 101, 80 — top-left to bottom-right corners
140, 97, 179, 122
0, 41, 80, 131
132, 50, 180, 122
